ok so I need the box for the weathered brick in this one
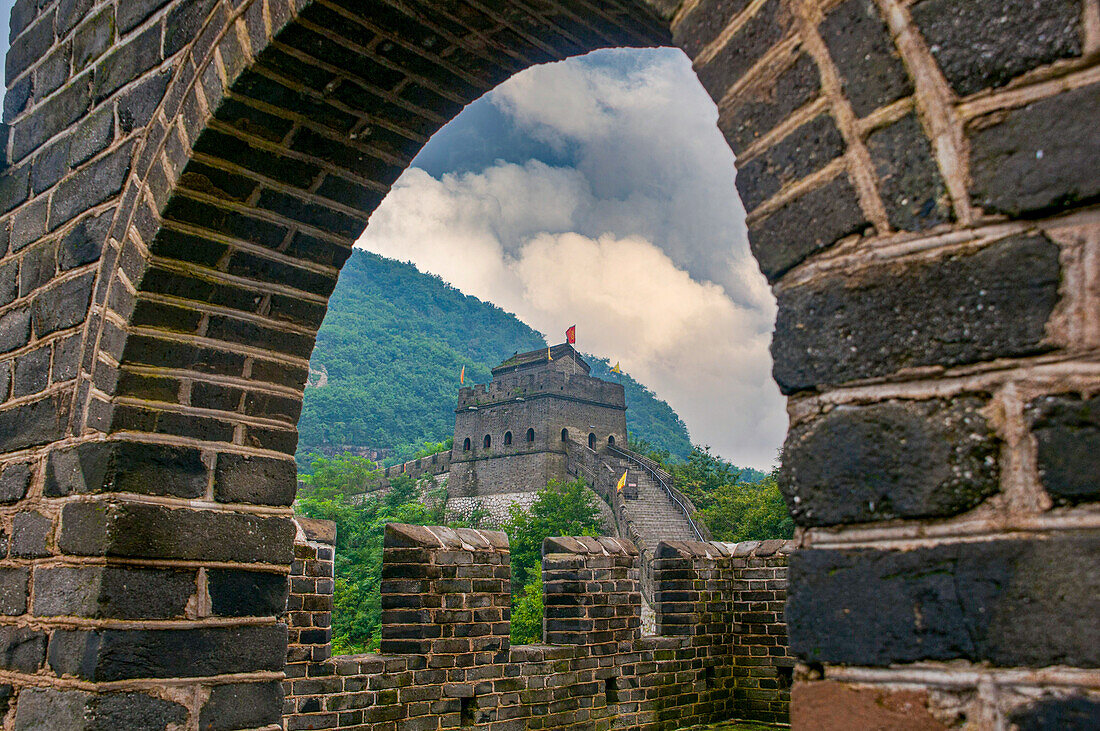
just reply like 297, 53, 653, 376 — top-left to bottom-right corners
912, 0, 1082, 97
33, 565, 194, 619
11, 80, 90, 163
117, 0, 173, 33
787, 532, 1100, 667
199, 681, 285, 730
0, 307, 32, 354
772, 233, 1060, 392
0, 463, 32, 503
59, 210, 111, 270
867, 113, 950, 230
208, 569, 289, 617
48, 624, 288, 681
1008, 695, 1100, 731
12, 686, 187, 730
673, 0, 753, 56
46, 439, 206, 499
51, 333, 81, 382
0, 568, 29, 615
1026, 394, 1100, 505
0, 626, 46, 672
48, 141, 134, 229
10, 195, 48, 252
11, 510, 52, 557
73, 7, 114, 72
91, 24, 163, 103
5, 9, 54, 82
11, 688, 89, 731
19, 240, 56, 297
970, 83, 1100, 216
0, 262, 17, 307
719, 54, 821, 155
31, 137, 71, 194
695, 0, 791, 98
780, 397, 999, 525
68, 105, 115, 168
0, 390, 71, 451
819, 0, 912, 117
214, 452, 297, 505
736, 114, 845, 211
34, 42, 72, 99
31, 271, 94, 337
58, 500, 296, 564
12, 345, 50, 398
119, 68, 171, 134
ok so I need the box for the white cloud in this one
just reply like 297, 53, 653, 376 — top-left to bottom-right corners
357, 49, 786, 470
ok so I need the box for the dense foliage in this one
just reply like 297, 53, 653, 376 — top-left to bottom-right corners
294, 455, 605, 652
298, 250, 693, 465
632, 440, 793, 543
501, 478, 605, 644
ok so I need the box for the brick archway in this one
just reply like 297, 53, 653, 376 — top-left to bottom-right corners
0, 0, 1097, 727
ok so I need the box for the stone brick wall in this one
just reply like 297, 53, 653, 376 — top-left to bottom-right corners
281, 522, 795, 730
0, 0, 1096, 725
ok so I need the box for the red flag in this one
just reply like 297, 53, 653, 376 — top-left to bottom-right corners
460, 365, 465, 385
566, 325, 576, 344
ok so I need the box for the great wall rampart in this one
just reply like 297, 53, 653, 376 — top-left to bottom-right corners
0, 0, 1096, 725
285, 518, 795, 731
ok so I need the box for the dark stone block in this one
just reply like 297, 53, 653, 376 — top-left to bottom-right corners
161, 194, 289, 249
736, 114, 845, 211
47, 441, 205, 499
34, 565, 194, 619
119, 68, 171, 134
68, 105, 115, 168
19, 241, 56, 297
58, 501, 296, 564
970, 82, 1100, 216
10, 195, 48, 252
720, 54, 821, 155
117, 0, 171, 33
772, 233, 1060, 392
87, 691, 188, 730
214, 453, 297, 505
696, 0, 791, 98
34, 42, 72, 99
0, 626, 46, 672
0, 262, 17, 307
91, 24, 163, 103
58, 0, 96, 35
31, 137, 71, 194
49, 141, 133, 229
0, 568, 28, 615
0, 463, 32, 503
1009, 695, 1100, 731
31, 271, 94, 337
912, 0, 1082, 97
4, 74, 33, 122
199, 681, 284, 731
72, 7, 113, 72
12, 345, 50, 398
208, 569, 289, 617
780, 396, 999, 525
11, 80, 90, 163
51, 334, 81, 383
59, 210, 111, 270
1026, 394, 1100, 504
0, 390, 71, 451
48, 624, 288, 681
12, 688, 88, 730
867, 113, 950, 230
673, 0, 753, 56
788, 532, 1100, 667
11, 511, 51, 557
191, 126, 320, 190
5, 9, 54, 82
819, 0, 912, 117
0, 305, 31, 355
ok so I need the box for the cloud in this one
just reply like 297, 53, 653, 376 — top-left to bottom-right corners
357, 49, 785, 470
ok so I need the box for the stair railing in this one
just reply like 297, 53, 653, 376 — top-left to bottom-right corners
608, 445, 705, 542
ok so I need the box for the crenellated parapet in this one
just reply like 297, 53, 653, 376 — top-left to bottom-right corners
282, 523, 794, 729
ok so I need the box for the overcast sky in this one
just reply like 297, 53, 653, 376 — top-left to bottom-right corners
359, 48, 785, 470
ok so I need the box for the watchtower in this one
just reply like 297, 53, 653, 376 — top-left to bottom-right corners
449, 344, 627, 497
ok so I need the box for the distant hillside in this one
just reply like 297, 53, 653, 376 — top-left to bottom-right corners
298, 250, 693, 462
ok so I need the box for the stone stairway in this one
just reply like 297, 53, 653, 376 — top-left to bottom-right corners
603, 453, 700, 554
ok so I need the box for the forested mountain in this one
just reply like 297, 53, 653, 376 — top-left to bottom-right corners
297, 250, 693, 461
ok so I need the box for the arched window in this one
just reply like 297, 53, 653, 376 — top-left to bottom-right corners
463, 438, 471, 452
526, 428, 535, 443
608, 435, 615, 446
483, 434, 491, 448
561, 428, 568, 442
504, 431, 512, 445
588, 433, 596, 449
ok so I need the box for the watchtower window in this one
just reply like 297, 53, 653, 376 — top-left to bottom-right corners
504, 431, 512, 445
483, 434, 491, 448
608, 435, 615, 446
561, 428, 568, 442
463, 438, 471, 452
526, 428, 535, 442
588, 433, 596, 449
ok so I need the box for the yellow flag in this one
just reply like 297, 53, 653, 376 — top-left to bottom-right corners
611, 362, 621, 374
460, 365, 465, 385
547, 345, 552, 361
616, 471, 627, 492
